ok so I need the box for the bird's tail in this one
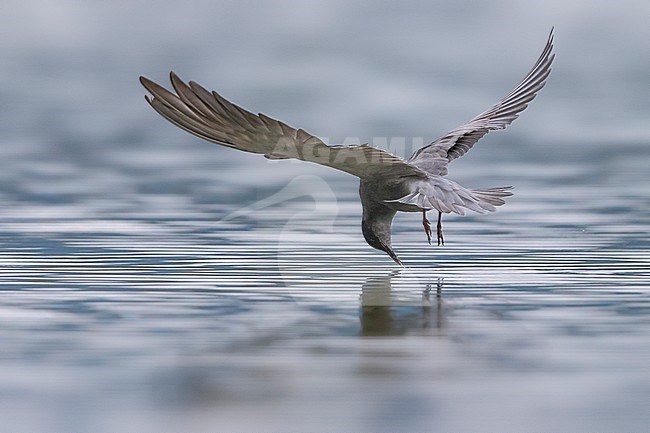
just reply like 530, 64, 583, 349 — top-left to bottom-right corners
471, 186, 514, 209
386, 180, 513, 215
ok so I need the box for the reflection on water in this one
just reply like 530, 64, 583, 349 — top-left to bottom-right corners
360, 271, 444, 336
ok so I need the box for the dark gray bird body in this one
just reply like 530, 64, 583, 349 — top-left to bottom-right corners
360, 180, 401, 263
140, 30, 555, 265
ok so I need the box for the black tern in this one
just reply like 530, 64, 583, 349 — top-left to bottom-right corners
140, 29, 554, 265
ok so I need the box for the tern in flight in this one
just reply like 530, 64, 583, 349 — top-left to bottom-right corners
140, 29, 554, 265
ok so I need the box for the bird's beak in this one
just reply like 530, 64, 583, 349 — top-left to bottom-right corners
384, 245, 403, 267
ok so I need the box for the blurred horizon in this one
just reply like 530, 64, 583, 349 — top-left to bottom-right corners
2, 0, 649, 144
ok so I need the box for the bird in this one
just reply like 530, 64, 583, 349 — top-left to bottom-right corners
140, 29, 555, 266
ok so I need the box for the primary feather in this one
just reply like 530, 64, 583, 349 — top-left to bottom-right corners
409, 28, 555, 176
140, 73, 426, 180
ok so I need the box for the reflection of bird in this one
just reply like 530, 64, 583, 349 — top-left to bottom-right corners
359, 270, 444, 336
140, 30, 554, 265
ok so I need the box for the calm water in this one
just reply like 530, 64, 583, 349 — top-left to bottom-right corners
1, 1, 649, 432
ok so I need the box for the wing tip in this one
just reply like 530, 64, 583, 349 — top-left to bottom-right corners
547, 27, 556, 57
139, 75, 156, 93
169, 70, 188, 94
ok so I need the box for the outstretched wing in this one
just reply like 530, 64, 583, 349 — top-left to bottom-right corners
408, 28, 555, 176
140, 73, 426, 180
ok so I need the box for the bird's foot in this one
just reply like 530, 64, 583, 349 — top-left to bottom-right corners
422, 211, 432, 245
437, 211, 444, 246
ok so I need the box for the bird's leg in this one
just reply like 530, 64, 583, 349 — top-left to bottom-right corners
437, 211, 444, 246
422, 210, 432, 245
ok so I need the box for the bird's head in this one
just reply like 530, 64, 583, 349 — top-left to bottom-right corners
362, 219, 402, 266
